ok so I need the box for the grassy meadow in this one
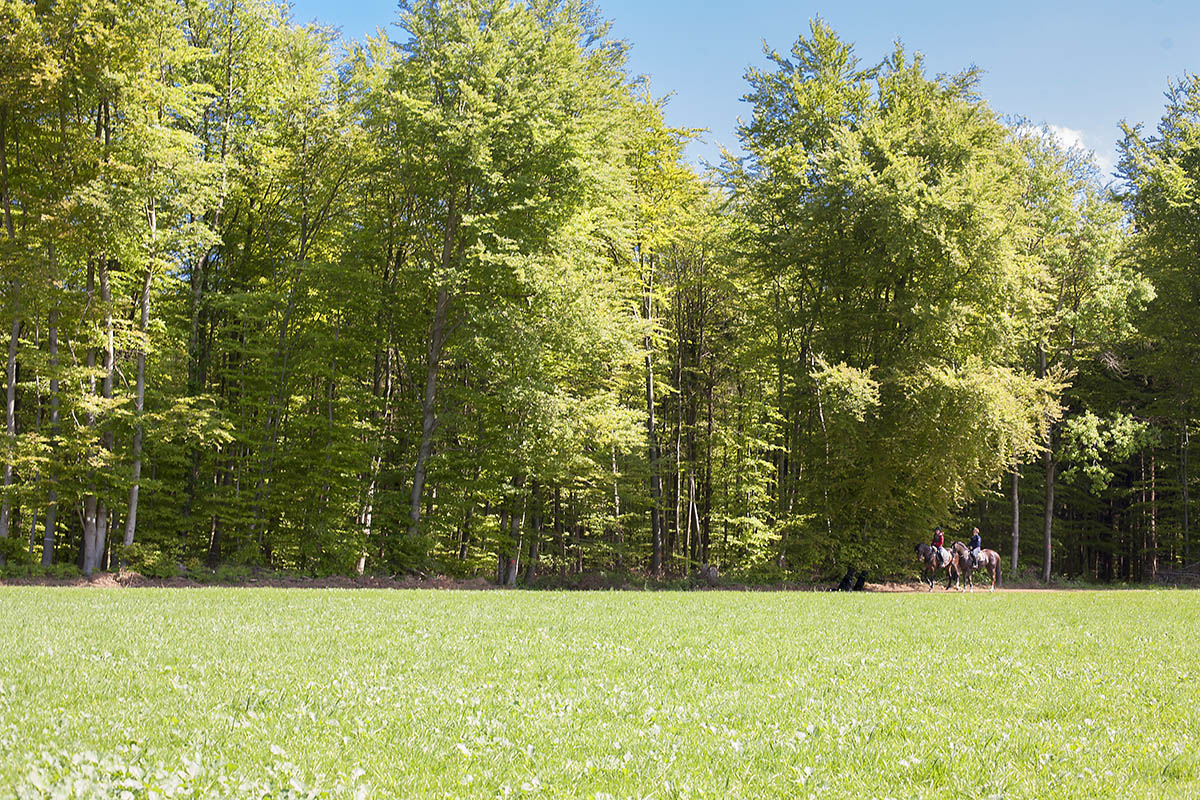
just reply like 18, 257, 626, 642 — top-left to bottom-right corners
0, 588, 1197, 799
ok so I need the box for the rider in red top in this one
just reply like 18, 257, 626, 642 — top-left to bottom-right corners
931, 526, 945, 566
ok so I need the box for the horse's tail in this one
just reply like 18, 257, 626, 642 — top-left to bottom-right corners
995, 555, 1001, 588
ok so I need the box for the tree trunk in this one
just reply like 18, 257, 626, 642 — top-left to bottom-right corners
554, 487, 564, 575
504, 477, 525, 586
703, 377, 714, 564
408, 185, 460, 545
688, 470, 700, 566
0, 104, 16, 552
495, 509, 509, 584
81, 496, 99, 575
643, 259, 663, 575
1042, 445, 1055, 582
42, 306, 59, 566
80, 259, 100, 573
674, 288, 683, 572
1039, 345, 1054, 583
92, 262, 116, 572
124, 267, 153, 548
1148, 452, 1158, 579
458, 501, 473, 561
0, 314, 18, 552
1183, 418, 1190, 564
409, 285, 448, 542
524, 481, 541, 583
611, 447, 622, 571
1010, 468, 1020, 572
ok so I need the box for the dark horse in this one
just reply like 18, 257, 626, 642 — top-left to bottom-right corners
950, 541, 1002, 592
915, 542, 958, 591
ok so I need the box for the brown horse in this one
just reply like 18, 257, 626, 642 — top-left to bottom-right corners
915, 542, 958, 591
951, 540, 1001, 591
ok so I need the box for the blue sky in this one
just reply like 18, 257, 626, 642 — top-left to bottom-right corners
290, 0, 1199, 172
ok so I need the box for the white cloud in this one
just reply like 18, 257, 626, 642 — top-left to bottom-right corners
1044, 124, 1117, 177
1045, 124, 1087, 152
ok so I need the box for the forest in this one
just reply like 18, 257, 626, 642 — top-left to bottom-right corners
0, 0, 1196, 585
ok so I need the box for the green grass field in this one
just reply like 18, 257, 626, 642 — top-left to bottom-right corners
1, 588, 1197, 799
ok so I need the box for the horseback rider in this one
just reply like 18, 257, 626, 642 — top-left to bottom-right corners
969, 527, 982, 568
931, 526, 946, 567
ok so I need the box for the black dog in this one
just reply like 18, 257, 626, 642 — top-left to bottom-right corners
836, 567, 855, 591
853, 570, 867, 591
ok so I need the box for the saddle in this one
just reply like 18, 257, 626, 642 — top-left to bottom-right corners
936, 546, 950, 566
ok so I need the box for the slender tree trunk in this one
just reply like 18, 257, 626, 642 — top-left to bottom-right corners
504, 478, 525, 586
0, 104, 16, 551
408, 184, 461, 546
1150, 452, 1158, 579
1011, 469, 1020, 572
773, 281, 789, 565
42, 305, 59, 566
524, 481, 541, 583
554, 487, 565, 575
674, 286, 683, 571
495, 509, 509, 584
703, 376, 714, 564
81, 496, 98, 574
643, 258, 663, 574
408, 285, 449, 542
1182, 417, 1190, 564
0, 314, 18, 553
458, 501, 473, 562
688, 471, 700, 566
80, 258, 100, 572
611, 447, 622, 571
1039, 345, 1054, 582
124, 267, 153, 548
1139, 451, 1147, 582
1042, 445, 1055, 582
89, 263, 116, 574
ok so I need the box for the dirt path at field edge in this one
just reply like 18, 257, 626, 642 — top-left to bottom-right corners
0, 573, 1184, 591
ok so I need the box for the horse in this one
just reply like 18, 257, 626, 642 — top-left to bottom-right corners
950, 540, 1001, 592
915, 542, 958, 591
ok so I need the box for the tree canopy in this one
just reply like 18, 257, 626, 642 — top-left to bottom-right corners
0, 3, 1192, 584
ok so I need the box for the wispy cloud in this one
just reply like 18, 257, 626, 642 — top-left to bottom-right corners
1044, 124, 1117, 176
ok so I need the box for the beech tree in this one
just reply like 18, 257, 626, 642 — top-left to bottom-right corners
0, 4, 1187, 583
1119, 73, 1200, 571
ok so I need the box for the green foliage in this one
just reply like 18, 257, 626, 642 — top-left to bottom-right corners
1059, 412, 1153, 493
724, 24, 1088, 566
0, 536, 29, 565
47, 563, 80, 580
0, 4, 1183, 583
120, 543, 177, 580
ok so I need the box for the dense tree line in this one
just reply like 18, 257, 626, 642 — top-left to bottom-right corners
0, 2, 1195, 583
